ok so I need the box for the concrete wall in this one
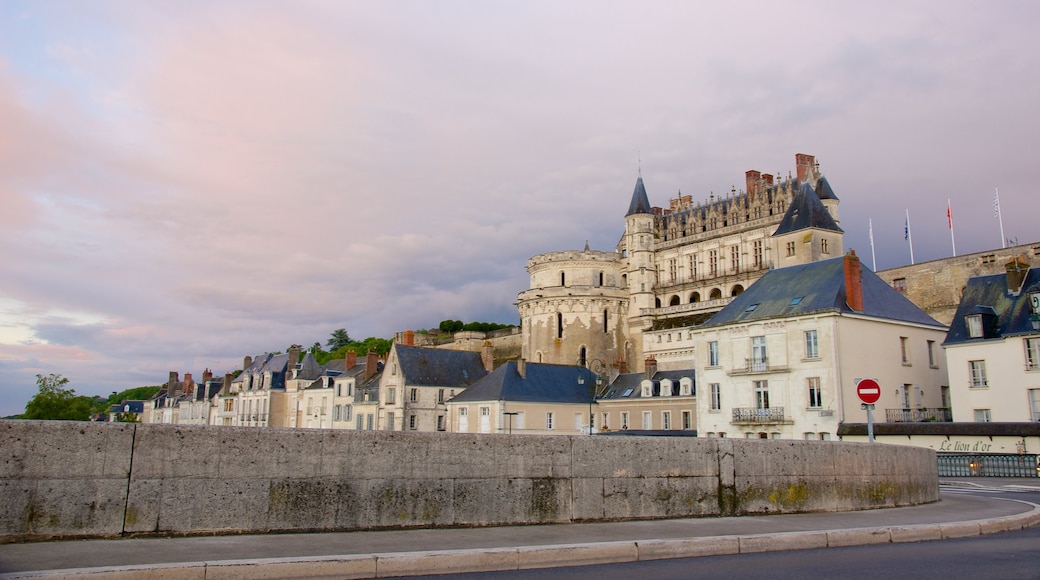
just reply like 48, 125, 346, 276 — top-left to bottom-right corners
1, 420, 939, 542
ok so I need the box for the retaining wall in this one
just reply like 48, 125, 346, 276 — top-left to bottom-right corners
1, 421, 939, 542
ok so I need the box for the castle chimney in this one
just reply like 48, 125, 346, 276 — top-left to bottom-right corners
345, 348, 357, 369
795, 153, 816, 183
1006, 254, 1030, 293
745, 170, 762, 196
168, 371, 179, 396
517, 358, 526, 378
288, 344, 301, 373
364, 350, 379, 380
183, 373, 196, 398
762, 173, 774, 186
481, 341, 495, 372
243, 356, 252, 370
404, 330, 415, 346
202, 368, 213, 383
844, 250, 864, 312
644, 355, 657, 380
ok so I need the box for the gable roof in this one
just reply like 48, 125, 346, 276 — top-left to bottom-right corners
394, 344, 487, 388
703, 256, 944, 328
773, 181, 842, 236
450, 362, 594, 404
626, 175, 653, 216
944, 267, 1040, 345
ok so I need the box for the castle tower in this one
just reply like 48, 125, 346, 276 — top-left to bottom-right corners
623, 174, 657, 371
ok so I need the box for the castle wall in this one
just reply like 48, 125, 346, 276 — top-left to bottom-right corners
1, 421, 939, 542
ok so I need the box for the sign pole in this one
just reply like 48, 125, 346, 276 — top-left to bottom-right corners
855, 378, 881, 444
863, 404, 875, 443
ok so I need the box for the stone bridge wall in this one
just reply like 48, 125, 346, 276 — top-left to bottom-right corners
1, 421, 939, 542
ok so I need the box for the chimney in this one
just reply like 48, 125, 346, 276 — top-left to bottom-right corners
517, 358, 526, 378
644, 355, 657, 380
288, 344, 301, 371
202, 368, 213, 383
404, 330, 415, 346
795, 153, 816, 183
183, 373, 195, 398
1006, 254, 1030, 293
168, 371, 179, 396
243, 355, 252, 370
365, 350, 379, 380
345, 348, 357, 369
481, 341, 495, 372
762, 173, 774, 186
223, 373, 233, 393
844, 250, 864, 311
745, 170, 762, 196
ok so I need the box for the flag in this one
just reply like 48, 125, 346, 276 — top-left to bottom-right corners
947, 200, 953, 229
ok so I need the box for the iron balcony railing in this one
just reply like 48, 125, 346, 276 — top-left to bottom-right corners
885, 408, 953, 422
732, 407, 785, 424
728, 358, 789, 375
937, 453, 1039, 477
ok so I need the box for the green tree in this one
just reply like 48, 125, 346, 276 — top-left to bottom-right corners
326, 328, 352, 350
23, 374, 93, 421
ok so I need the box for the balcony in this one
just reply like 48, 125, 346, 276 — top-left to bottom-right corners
732, 407, 786, 424
728, 357, 789, 376
885, 408, 952, 423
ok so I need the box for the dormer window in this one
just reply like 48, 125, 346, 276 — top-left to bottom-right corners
966, 314, 984, 338
641, 381, 653, 398
660, 379, 673, 396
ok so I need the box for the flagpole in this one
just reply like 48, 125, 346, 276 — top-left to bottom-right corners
868, 218, 877, 271
947, 198, 957, 257
905, 209, 915, 265
994, 187, 1006, 249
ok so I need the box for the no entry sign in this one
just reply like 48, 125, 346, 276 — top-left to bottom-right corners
857, 378, 881, 404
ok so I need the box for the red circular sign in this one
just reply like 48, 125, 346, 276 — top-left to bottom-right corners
857, 378, 881, 404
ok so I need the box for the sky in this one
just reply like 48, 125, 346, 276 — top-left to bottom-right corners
1, 0, 1038, 416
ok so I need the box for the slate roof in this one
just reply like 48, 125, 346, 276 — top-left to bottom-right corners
294, 352, 322, 381
395, 344, 487, 388
625, 175, 653, 216
772, 182, 843, 236
599, 369, 696, 400
814, 175, 839, 200
703, 256, 944, 328
449, 362, 597, 404
944, 267, 1040, 346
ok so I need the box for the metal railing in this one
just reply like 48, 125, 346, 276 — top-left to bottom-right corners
937, 453, 1039, 477
885, 408, 953, 422
731, 407, 785, 424
728, 358, 789, 375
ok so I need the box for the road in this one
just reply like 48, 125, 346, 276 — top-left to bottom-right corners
391, 485, 1040, 580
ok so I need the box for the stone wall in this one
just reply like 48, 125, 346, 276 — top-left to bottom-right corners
1, 420, 939, 542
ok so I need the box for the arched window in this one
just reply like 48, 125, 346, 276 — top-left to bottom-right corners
731, 284, 744, 297
603, 309, 608, 333
597, 271, 604, 286
690, 292, 701, 303
556, 312, 563, 339
655, 297, 662, 308
669, 295, 680, 306
710, 288, 722, 300
560, 271, 566, 286
579, 347, 587, 367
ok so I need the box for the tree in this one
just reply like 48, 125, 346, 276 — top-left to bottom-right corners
326, 328, 352, 350
23, 374, 93, 421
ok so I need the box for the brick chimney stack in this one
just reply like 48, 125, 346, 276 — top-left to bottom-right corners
644, 356, 657, 380
345, 348, 357, 369
223, 373, 233, 393
243, 356, 252, 370
844, 250, 864, 312
183, 373, 195, 399
202, 368, 213, 383
404, 330, 415, 346
745, 170, 762, 196
168, 371, 179, 396
364, 350, 379, 380
795, 153, 816, 183
481, 341, 495, 372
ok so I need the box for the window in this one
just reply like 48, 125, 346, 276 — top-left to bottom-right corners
366, 414, 373, 430
386, 388, 396, 404
709, 250, 719, 277
730, 246, 740, 273
437, 415, 445, 431
662, 411, 672, 430
1029, 389, 1040, 422
753, 240, 763, 268
1025, 338, 1040, 370
603, 309, 608, 333
969, 360, 988, 388
356, 415, 363, 430
786, 241, 796, 256
900, 337, 911, 364
386, 412, 395, 430
708, 341, 719, 367
436, 389, 445, 404
642, 411, 652, 430
710, 383, 721, 411
557, 312, 563, 339
409, 414, 417, 430
690, 254, 699, 279
966, 314, 983, 338
808, 377, 822, 408
661, 380, 673, 396
345, 405, 353, 421
927, 340, 937, 367
751, 336, 767, 371
682, 410, 692, 430
821, 239, 830, 254
410, 388, 418, 402
754, 380, 769, 409
805, 330, 819, 359
620, 411, 629, 430
974, 409, 992, 422
546, 412, 554, 430
893, 278, 906, 293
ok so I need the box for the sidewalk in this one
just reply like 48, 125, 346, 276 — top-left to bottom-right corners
1, 487, 1038, 579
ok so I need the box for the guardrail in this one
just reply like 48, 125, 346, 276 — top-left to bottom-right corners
937, 452, 1039, 477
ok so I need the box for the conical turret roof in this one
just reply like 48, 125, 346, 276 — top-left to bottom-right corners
626, 175, 652, 216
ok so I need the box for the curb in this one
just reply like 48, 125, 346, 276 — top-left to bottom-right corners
4, 500, 1039, 580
